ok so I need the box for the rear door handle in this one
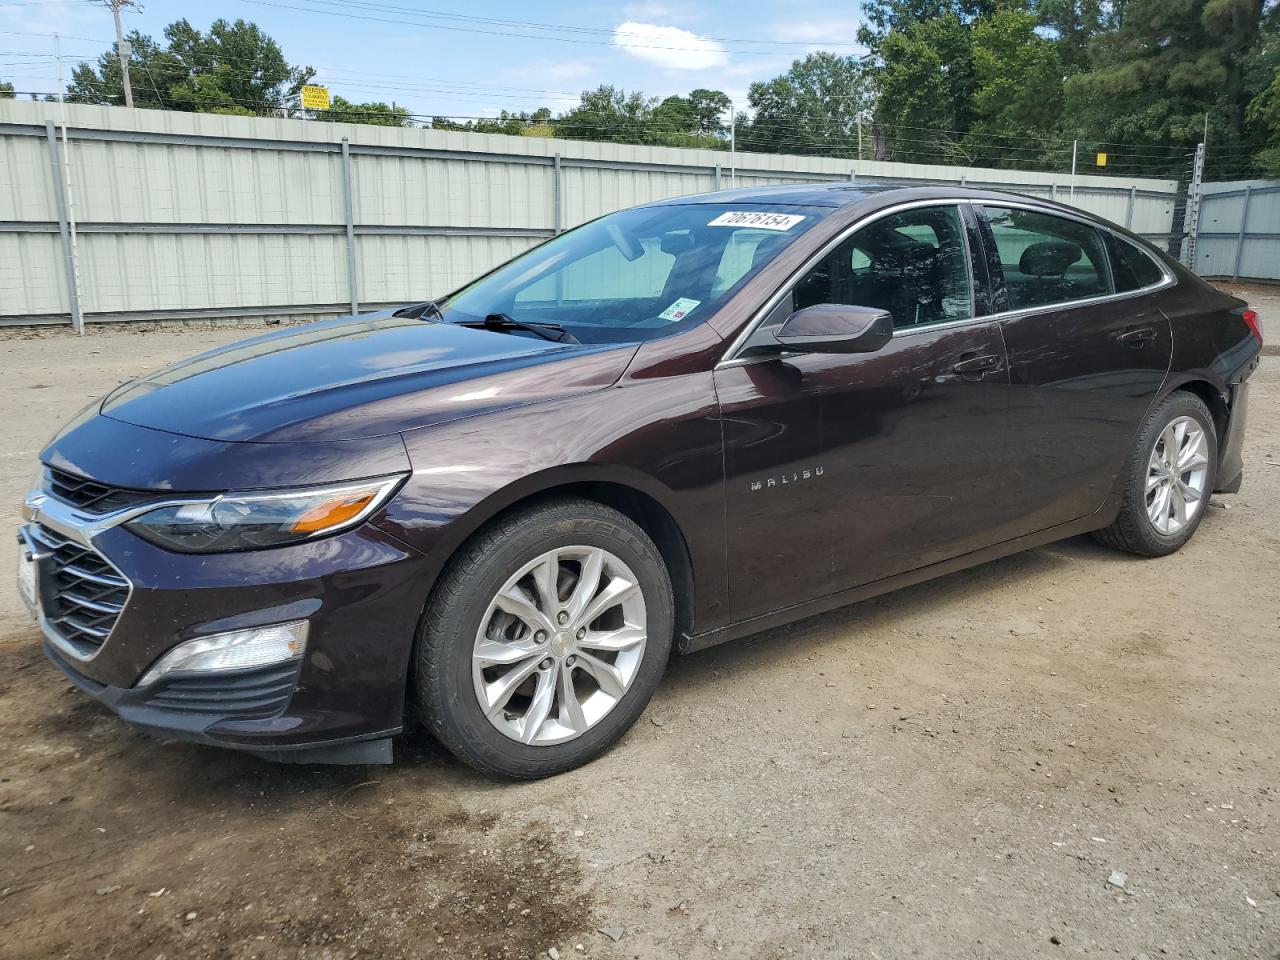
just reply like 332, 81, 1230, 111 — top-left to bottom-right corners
1119, 326, 1157, 346
952, 353, 1002, 380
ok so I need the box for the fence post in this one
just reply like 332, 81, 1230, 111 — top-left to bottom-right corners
44, 120, 83, 333
714, 161, 721, 191
553, 153, 563, 235
340, 137, 359, 315
1231, 185, 1253, 280
1050, 183, 1058, 201
1125, 186, 1136, 229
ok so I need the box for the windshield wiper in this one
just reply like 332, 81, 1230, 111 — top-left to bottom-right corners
457, 313, 579, 344
393, 299, 445, 320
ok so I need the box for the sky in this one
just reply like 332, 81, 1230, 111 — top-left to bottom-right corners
0, 0, 866, 120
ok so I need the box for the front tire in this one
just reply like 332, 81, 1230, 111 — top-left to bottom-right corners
1093, 391, 1217, 557
414, 497, 673, 778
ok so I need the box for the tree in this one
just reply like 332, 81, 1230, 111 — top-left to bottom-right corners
1248, 70, 1280, 175
688, 88, 731, 135
549, 85, 727, 147
556, 85, 656, 143
1034, 0, 1115, 69
963, 8, 1066, 166
315, 96, 412, 127
739, 52, 872, 156
1064, 0, 1271, 171
67, 18, 314, 116
431, 108, 552, 136
0, 80, 14, 99
871, 14, 972, 161
858, 0, 1000, 46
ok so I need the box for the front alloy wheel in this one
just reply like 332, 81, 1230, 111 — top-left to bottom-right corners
473, 546, 647, 746
415, 497, 673, 778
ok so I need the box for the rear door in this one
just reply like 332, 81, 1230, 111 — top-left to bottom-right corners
977, 204, 1173, 534
714, 203, 1011, 622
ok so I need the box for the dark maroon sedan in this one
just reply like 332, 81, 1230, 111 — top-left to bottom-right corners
19, 184, 1263, 777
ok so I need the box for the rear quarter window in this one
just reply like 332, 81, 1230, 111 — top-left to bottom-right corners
1105, 233, 1166, 292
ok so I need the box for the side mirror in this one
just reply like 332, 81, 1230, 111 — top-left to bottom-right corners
773, 304, 894, 354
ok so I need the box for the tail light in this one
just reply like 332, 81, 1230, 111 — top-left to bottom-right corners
1242, 308, 1262, 345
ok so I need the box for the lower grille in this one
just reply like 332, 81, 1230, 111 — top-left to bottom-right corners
143, 661, 301, 719
31, 524, 129, 655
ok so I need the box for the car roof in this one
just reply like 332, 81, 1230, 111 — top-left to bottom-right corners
653, 182, 1074, 212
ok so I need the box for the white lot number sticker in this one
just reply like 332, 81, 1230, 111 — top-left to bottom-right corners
658, 297, 701, 322
708, 211, 806, 231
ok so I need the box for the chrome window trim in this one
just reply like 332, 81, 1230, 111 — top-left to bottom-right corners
717, 196, 1177, 366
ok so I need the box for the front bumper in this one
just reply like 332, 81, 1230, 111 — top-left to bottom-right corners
19, 492, 431, 763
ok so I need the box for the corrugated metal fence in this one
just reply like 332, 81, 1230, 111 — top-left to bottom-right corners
1185, 179, 1280, 282
1, 99, 1183, 328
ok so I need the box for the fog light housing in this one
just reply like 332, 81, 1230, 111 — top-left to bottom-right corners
137, 620, 308, 687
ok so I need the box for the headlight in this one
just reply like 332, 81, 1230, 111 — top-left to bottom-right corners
126, 475, 404, 553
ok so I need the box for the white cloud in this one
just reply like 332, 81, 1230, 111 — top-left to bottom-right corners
611, 21, 729, 71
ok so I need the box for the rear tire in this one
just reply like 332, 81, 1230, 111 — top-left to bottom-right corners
414, 497, 673, 778
1093, 391, 1217, 557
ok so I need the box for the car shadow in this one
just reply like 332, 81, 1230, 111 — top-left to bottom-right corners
661, 534, 1100, 690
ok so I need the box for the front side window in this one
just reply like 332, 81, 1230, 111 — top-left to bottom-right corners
441, 203, 826, 345
983, 206, 1111, 310
787, 205, 973, 330
1105, 233, 1166, 292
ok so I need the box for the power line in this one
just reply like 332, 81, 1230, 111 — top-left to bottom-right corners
239, 0, 867, 51
238, 0, 863, 57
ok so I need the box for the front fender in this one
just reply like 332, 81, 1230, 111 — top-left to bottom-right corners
374, 372, 728, 632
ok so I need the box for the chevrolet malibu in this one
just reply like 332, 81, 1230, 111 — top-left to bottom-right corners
18, 184, 1263, 777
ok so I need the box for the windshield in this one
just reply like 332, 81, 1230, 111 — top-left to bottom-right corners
438, 202, 828, 344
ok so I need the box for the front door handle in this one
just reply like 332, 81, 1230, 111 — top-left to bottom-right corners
1119, 326, 1157, 346
952, 353, 1002, 381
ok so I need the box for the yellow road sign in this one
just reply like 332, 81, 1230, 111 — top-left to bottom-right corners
1096, 151, 1108, 167
301, 85, 330, 110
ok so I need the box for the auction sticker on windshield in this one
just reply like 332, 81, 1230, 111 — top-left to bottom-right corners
707, 211, 806, 231
659, 297, 701, 322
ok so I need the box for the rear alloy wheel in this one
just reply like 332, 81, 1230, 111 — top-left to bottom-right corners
1143, 415, 1210, 535
415, 498, 673, 778
1093, 391, 1218, 557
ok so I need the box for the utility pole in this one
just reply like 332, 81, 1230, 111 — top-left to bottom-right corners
1069, 139, 1078, 203
728, 102, 736, 189
102, 0, 135, 108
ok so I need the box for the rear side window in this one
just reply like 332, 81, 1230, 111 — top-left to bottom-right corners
982, 206, 1111, 310
1105, 233, 1165, 291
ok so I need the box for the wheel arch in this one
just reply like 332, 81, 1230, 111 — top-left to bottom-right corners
1162, 376, 1230, 452
419, 466, 698, 646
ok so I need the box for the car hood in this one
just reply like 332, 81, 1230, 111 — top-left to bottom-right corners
100, 312, 640, 442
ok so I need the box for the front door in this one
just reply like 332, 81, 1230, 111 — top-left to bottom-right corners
715, 203, 1011, 623
976, 205, 1173, 535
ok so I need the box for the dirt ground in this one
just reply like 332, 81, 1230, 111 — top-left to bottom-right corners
1, 290, 1278, 960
